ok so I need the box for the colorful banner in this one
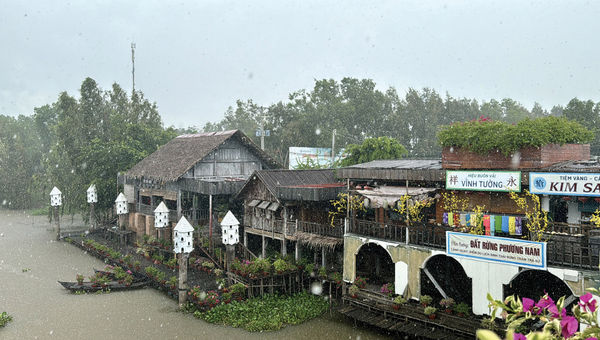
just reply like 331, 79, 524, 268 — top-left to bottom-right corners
446, 171, 521, 192
529, 172, 600, 197
446, 232, 546, 269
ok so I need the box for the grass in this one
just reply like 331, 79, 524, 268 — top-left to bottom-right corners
29, 207, 49, 216
194, 292, 329, 332
0, 312, 12, 328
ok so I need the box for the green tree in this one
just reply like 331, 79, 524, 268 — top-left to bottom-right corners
339, 136, 408, 167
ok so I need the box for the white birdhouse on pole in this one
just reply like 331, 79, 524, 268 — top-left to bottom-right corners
115, 192, 128, 215
50, 187, 62, 207
87, 184, 98, 204
221, 210, 240, 245
154, 201, 169, 229
173, 216, 194, 254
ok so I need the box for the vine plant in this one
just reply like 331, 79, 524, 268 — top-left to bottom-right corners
393, 195, 435, 224
508, 189, 548, 242
328, 193, 366, 226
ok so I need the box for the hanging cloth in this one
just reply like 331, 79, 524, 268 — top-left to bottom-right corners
459, 213, 467, 226
454, 213, 460, 227
489, 215, 495, 236
509, 216, 516, 235
501, 216, 510, 233
494, 215, 503, 234
483, 215, 491, 236
515, 217, 522, 236
447, 212, 453, 226
465, 213, 471, 227
443, 212, 448, 225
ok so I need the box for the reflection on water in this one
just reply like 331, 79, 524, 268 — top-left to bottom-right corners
0, 210, 391, 339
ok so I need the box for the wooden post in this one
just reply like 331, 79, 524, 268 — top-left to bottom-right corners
321, 246, 326, 269
226, 244, 235, 284
262, 235, 266, 258
90, 203, 95, 231
177, 189, 182, 220
54, 206, 60, 241
209, 194, 213, 254
243, 231, 248, 248
295, 241, 301, 262
282, 206, 287, 257
178, 253, 189, 308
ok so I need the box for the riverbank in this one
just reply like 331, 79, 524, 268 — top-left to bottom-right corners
0, 209, 391, 339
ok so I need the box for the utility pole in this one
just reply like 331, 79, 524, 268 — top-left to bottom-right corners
331, 129, 336, 168
260, 120, 265, 150
131, 42, 136, 94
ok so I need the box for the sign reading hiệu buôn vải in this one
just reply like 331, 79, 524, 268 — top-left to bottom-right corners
529, 172, 600, 197
446, 232, 546, 269
445, 170, 521, 192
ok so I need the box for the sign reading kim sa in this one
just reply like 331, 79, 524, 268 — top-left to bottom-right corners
446, 232, 546, 269
529, 172, 600, 197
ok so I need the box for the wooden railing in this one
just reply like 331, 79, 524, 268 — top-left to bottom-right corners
297, 220, 344, 238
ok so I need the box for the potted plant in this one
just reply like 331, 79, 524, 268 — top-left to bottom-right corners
380, 283, 394, 298
304, 263, 315, 276
167, 275, 177, 290
330, 272, 343, 288
393, 296, 406, 310
439, 297, 455, 314
76, 274, 84, 285
318, 266, 327, 279
454, 302, 470, 317
273, 258, 288, 274
124, 274, 134, 286
424, 306, 437, 320
420, 295, 433, 307
354, 276, 367, 289
348, 284, 359, 298
133, 260, 141, 271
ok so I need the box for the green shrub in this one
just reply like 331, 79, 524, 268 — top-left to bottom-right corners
0, 312, 12, 328
454, 302, 470, 315
394, 296, 407, 305
420, 295, 433, 306
437, 116, 594, 155
424, 306, 437, 316
348, 284, 359, 297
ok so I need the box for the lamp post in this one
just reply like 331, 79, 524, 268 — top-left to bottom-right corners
154, 201, 169, 240
174, 216, 194, 308
87, 184, 97, 231
220, 211, 240, 276
49, 187, 62, 241
115, 193, 128, 230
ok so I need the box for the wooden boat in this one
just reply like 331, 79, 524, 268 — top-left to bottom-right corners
58, 279, 148, 292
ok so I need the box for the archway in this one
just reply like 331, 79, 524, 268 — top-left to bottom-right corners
421, 254, 472, 305
355, 243, 395, 288
504, 270, 576, 308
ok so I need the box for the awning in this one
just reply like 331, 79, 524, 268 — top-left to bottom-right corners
357, 186, 437, 209
267, 202, 280, 211
248, 199, 261, 207
257, 201, 271, 209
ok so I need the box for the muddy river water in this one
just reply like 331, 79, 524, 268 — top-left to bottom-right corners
0, 210, 392, 339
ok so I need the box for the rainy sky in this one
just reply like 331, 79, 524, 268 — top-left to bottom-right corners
2, 0, 600, 128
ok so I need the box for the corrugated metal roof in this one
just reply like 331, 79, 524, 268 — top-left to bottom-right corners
344, 159, 442, 170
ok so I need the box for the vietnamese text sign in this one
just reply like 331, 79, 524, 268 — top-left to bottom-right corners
445, 170, 521, 192
446, 232, 546, 269
529, 172, 600, 197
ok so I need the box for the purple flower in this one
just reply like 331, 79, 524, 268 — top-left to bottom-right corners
579, 293, 597, 313
522, 297, 535, 313
513, 333, 527, 340
560, 315, 579, 338
536, 294, 555, 312
547, 304, 560, 318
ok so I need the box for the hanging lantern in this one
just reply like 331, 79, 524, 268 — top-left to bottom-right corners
86, 184, 97, 204
50, 187, 62, 207
220, 210, 240, 245
173, 216, 194, 254
115, 193, 128, 215
154, 201, 169, 229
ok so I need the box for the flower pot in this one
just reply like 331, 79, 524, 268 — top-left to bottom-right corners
428, 314, 436, 320
393, 305, 400, 310
445, 309, 452, 314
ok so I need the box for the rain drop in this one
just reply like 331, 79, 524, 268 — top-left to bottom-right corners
310, 281, 323, 295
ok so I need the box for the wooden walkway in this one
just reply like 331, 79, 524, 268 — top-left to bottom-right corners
338, 291, 484, 339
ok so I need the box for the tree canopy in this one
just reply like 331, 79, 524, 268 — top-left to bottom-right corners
339, 137, 408, 167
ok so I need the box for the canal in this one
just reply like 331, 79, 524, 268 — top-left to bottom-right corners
0, 210, 392, 339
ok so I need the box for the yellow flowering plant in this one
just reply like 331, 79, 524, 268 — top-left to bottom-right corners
590, 208, 600, 229
328, 193, 366, 226
393, 195, 435, 224
508, 189, 548, 242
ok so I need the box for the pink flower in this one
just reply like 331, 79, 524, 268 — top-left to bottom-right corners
579, 293, 597, 313
513, 333, 527, 340
536, 294, 555, 313
522, 297, 535, 312
560, 315, 579, 338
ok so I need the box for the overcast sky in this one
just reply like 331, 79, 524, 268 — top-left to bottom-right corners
2, 1, 600, 128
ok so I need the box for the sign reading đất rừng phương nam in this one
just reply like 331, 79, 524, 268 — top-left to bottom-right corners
446, 232, 546, 270
445, 170, 521, 192
529, 172, 600, 197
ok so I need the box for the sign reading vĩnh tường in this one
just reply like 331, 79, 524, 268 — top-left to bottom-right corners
529, 172, 600, 197
445, 170, 521, 192
446, 232, 546, 269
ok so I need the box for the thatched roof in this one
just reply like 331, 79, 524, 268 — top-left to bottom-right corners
295, 231, 342, 249
125, 130, 279, 182
236, 169, 345, 202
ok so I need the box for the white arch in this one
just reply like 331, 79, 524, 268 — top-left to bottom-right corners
354, 240, 395, 260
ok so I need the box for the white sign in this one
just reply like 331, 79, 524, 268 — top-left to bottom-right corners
446, 170, 521, 192
529, 172, 600, 197
288, 147, 347, 169
446, 232, 546, 270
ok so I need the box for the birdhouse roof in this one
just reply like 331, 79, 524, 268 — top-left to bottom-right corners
174, 216, 194, 232
154, 201, 169, 213
87, 184, 96, 193
221, 210, 240, 226
115, 193, 127, 203
50, 187, 61, 195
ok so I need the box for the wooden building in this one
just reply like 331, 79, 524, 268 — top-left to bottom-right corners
118, 130, 279, 241
235, 169, 345, 267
